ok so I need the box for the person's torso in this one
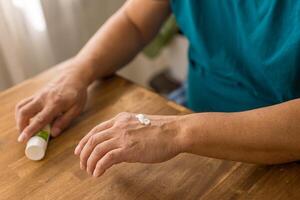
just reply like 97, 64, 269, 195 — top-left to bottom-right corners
171, 0, 300, 112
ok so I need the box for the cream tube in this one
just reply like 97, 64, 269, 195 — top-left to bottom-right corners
25, 125, 50, 161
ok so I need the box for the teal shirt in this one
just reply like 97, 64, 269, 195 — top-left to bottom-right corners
171, 0, 300, 112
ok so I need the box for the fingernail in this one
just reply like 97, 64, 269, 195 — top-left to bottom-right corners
74, 146, 79, 155
52, 127, 61, 137
17, 134, 25, 143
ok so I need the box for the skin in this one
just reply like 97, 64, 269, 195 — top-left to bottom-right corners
16, 0, 171, 141
15, 0, 300, 177
74, 112, 182, 177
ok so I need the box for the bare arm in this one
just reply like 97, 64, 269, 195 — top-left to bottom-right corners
16, 0, 170, 142
75, 0, 171, 85
180, 98, 300, 164
74, 99, 300, 177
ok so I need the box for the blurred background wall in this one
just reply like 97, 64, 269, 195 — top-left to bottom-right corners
0, 0, 188, 94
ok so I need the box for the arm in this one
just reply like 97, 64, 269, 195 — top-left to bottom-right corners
75, 99, 300, 177
75, 0, 171, 85
16, 0, 171, 142
180, 98, 300, 164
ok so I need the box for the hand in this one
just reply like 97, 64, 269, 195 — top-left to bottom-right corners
74, 112, 184, 177
15, 58, 92, 143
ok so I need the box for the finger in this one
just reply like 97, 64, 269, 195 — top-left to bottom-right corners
15, 96, 33, 113
79, 130, 113, 170
18, 105, 60, 143
51, 106, 81, 137
74, 119, 114, 156
93, 148, 124, 177
16, 99, 43, 133
86, 139, 118, 175
15, 96, 33, 128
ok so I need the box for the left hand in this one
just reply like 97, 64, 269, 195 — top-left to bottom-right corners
74, 112, 184, 177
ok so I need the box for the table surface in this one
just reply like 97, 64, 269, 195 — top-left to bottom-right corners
0, 67, 300, 200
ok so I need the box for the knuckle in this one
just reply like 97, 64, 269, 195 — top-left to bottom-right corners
116, 112, 130, 119
106, 152, 116, 162
22, 128, 33, 138
52, 97, 63, 106
88, 135, 98, 146
35, 114, 47, 124
81, 136, 90, 145
86, 158, 93, 168
113, 121, 127, 129
122, 138, 136, 150
35, 92, 45, 102
80, 154, 86, 163
121, 129, 132, 138
94, 145, 102, 154
80, 151, 87, 162
19, 107, 29, 116
114, 116, 132, 128
33, 97, 42, 106
24, 131, 32, 138
94, 125, 103, 132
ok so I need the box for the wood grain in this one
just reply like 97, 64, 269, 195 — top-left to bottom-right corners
0, 67, 298, 200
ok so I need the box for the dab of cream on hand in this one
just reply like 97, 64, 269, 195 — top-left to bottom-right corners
25, 125, 50, 161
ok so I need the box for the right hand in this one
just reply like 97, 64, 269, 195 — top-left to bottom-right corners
15, 59, 91, 143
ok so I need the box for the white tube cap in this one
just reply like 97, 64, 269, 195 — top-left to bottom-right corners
25, 136, 47, 161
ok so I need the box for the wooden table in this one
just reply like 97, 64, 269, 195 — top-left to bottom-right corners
0, 68, 300, 200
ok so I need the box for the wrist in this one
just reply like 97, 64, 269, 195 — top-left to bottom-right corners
73, 56, 99, 86
173, 115, 193, 154
175, 113, 206, 154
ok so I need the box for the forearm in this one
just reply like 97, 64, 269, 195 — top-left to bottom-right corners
74, 8, 144, 83
71, 0, 170, 85
179, 99, 300, 164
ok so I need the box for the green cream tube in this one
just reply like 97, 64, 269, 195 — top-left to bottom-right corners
25, 125, 50, 161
